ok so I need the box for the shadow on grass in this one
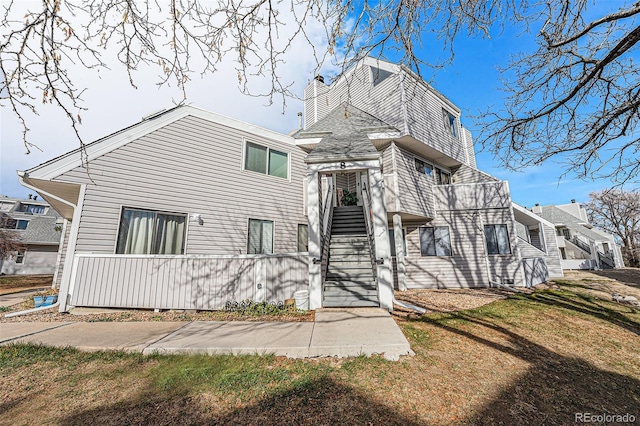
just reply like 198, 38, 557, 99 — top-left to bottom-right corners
59, 375, 422, 426
407, 292, 640, 424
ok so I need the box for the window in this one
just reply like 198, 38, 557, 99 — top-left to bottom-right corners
116, 208, 187, 254
15, 250, 26, 264
484, 224, 511, 255
420, 227, 451, 256
244, 141, 289, 179
298, 224, 308, 252
442, 108, 458, 138
414, 159, 433, 177
1, 218, 28, 230
248, 219, 274, 254
415, 157, 450, 185
436, 168, 451, 185
389, 229, 407, 257
20, 204, 45, 214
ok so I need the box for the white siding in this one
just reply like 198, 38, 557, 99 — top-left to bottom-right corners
53, 115, 308, 256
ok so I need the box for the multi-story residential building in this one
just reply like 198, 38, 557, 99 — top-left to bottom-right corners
18, 57, 562, 313
532, 201, 624, 270
0, 195, 63, 275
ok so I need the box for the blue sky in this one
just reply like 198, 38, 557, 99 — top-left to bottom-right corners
0, 2, 630, 207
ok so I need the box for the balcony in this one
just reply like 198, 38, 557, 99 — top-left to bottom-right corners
433, 181, 510, 211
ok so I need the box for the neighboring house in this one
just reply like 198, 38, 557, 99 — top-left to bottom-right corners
0, 195, 63, 275
531, 201, 624, 270
20, 57, 562, 313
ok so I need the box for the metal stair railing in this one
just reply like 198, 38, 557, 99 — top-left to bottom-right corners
598, 251, 615, 269
571, 236, 592, 254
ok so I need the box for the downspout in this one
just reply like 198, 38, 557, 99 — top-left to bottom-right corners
5, 301, 60, 318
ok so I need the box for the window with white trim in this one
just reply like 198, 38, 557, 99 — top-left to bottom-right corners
415, 157, 451, 185
15, 250, 26, 264
248, 219, 274, 254
244, 141, 289, 179
116, 207, 187, 255
420, 227, 452, 256
414, 158, 433, 177
442, 108, 458, 138
484, 224, 511, 255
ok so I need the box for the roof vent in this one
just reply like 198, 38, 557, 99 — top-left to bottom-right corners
314, 75, 325, 84
571, 199, 576, 203
535, 203, 539, 206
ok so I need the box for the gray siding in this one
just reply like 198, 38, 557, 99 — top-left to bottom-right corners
393, 145, 436, 219
403, 209, 523, 288
401, 74, 467, 164
70, 254, 308, 310
519, 239, 546, 258
53, 115, 308, 256
433, 182, 510, 211
452, 164, 498, 184
462, 128, 476, 168
1, 245, 58, 275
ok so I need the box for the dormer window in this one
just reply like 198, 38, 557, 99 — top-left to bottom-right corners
442, 108, 458, 138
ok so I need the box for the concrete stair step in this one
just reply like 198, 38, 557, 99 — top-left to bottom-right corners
326, 272, 375, 281
334, 206, 362, 211
328, 256, 372, 263
322, 297, 379, 308
328, 264, 374, 273
324, 280, 377, 288
332, 229, 367, 235
324, 284, 377, 295
330, 235, 368, 243
332, 214, 365, 221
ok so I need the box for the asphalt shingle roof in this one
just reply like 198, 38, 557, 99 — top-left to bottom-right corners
295, 104, 397, 163
535, 205, 610, 242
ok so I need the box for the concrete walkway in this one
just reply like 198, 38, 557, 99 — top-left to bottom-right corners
0, 288, 48, 307
0, 309, 414, 361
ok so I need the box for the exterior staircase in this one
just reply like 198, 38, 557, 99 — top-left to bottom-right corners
323, 206, 379, 307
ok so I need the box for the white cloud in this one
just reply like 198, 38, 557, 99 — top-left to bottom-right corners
1, 1, 334, 197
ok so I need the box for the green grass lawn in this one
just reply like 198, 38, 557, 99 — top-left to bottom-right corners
1, 285, 639, 425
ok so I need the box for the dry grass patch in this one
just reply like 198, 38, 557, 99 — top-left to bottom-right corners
1, 286, 639, 425
0, 275, 52, 295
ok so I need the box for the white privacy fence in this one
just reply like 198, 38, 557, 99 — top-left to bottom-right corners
68, 253, 309, 310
